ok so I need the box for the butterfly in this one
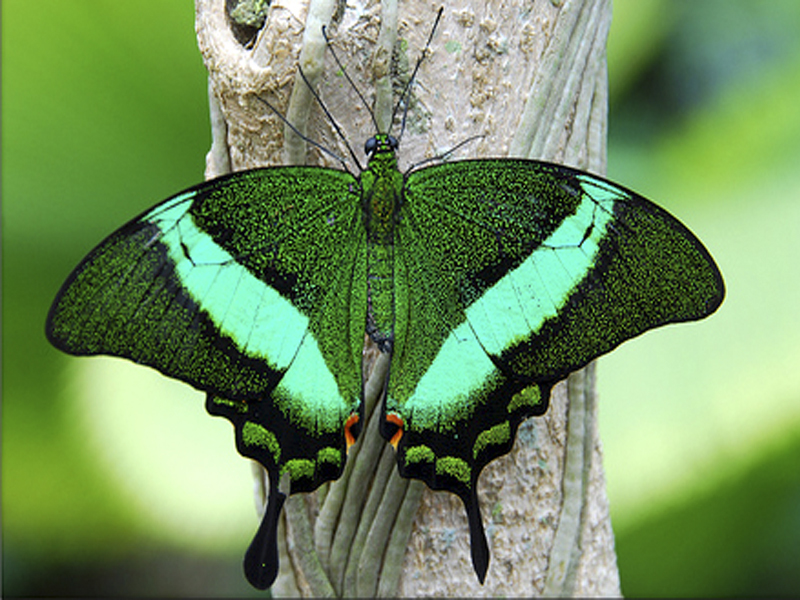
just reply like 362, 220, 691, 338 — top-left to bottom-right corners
46, 7, 724, 591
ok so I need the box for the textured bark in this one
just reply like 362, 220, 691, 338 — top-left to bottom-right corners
195, 0, 620, 595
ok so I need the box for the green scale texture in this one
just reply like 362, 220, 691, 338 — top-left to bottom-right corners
47, 132, 724, 590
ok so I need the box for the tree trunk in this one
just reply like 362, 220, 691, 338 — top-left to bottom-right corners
195, 0, 620, 595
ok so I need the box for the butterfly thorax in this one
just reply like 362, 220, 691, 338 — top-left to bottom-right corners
360, 134, 402, 353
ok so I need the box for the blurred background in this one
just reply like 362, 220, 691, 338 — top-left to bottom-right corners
3, 0, 799, 596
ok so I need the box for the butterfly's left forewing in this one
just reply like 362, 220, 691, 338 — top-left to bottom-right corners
47, 166, 368, 588
388, 159, 724, 579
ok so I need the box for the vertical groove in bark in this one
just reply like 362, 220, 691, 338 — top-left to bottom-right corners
195, 0, 620, 595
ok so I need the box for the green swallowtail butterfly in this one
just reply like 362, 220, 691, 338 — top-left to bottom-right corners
45, 7, 724, 591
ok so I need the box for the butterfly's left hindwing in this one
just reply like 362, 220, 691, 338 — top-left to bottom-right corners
46, 167, 368, 589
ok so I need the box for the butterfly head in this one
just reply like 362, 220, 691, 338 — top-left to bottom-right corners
364, 133, 399, 159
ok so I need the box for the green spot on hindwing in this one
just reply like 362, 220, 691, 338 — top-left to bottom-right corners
473, 421, 511, 459
282, 458, 315, 481
242, 422, 280, 463
405, 445, 436, 464
436, 456, 471, 485
212, 396, 249, 413
508, 385, 542, 413
317, 446, 342, 468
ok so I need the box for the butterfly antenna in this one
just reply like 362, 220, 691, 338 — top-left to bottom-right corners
322, 25, 381, 134
254, 94, 351, 171
407, 134, 485, 171
295, 65, 365, 171
392, 6, 444, 142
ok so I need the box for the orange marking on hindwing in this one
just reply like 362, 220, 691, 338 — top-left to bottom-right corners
344, 414, 360, 452
386, 413, 405, 449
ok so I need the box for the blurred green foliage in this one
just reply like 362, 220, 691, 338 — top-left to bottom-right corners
3, 0, 799, 597
3, 1, 259, 597
604, 0, 800, 596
